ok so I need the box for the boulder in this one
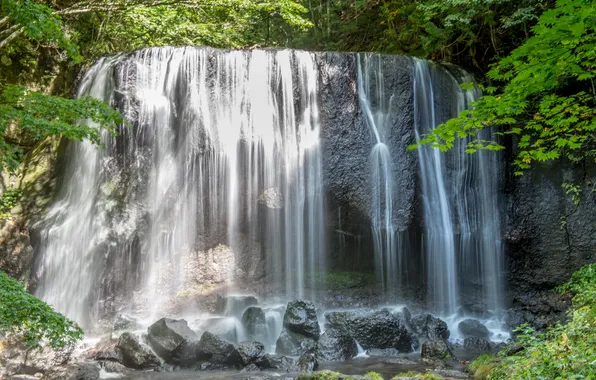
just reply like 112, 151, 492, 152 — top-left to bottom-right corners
43, 363, 100, 380
255, 354, 296, 372
85, 343, 122, 363
116, 332, 160, 369
324, 309, 418, 352
458, 319, 490, 340
147, 318, 199, 366
421, 340, 453, 362
240, 363, 261, 372
242, 306, 268, 337
98, 361, 130, 375
113, 314, 136, 331
297, 353, 318, 373
215, 295, 258, 316
276, 329, 317, 356
411, 314, 450, 341
316, 327, 358, 362
197, 331, 241, 367
282, 300, 320, 339
236, 341, 265, 366
463, 337, 492, 354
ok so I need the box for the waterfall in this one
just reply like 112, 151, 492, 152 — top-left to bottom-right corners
356, 54, 399, 296
34, 47, 326, 327
413, 58, 503, 316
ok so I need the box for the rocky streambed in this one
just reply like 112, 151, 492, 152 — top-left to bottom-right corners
1, 296, 509, 380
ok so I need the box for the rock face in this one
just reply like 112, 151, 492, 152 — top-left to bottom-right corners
276, 328, 317, 356
0, 221, 34, 282
411, 314, 450, 341
297, 353, 318, 373
276, 300, 321, 356
242, 306, 267, 336
255, 354, 296, 371
216, 295, 259, 316
421, 340, 452, 362
236, 341, 265, 366
43, 363, 100, 380
116, 332, 160, 369
324, 309, 418, 352
463, 337, 492, 353
147, 318, 199, 366
316, 327, 358, 362
458, 319, 490, 340
197, 331, 241, 367
282, 300, 320, 338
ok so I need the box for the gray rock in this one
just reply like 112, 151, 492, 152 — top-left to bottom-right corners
276, 329, 317, 356
242, 307, 267, 337
316, 326, 358, 362
85, 343, 122, 363
236, 341, 265, 366
197, 331, 241, 367
116, 332, 160, 369
433, 369, 470, 378
463, 337, 492, 353
258, 188, 283, 209
297, 353, 318, 373
411, 314, 450, 341
43, 363, 100, 380
421, 340, 453, 362
324, 309, 418, 352
458, 319, 490, 340
282, 300, 320, 339
147, 318, 199, 366
98, 361, 130, 374
241, 363, 261, 372
255, 354, 296, 371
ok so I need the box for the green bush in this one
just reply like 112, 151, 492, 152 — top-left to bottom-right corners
0, 271, 83, 349
0, 188, 22, 220
470, 263, 596, 379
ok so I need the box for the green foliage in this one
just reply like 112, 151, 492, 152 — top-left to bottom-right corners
364, 372, 384, 380
421, 0, 596, 173
0, 84, 123, 171
296, 371, 379, 380
0, 271, 83, 349
473, 263, 596, 379
391, 371, 442, 380
305, 271, 375, 290
0, 187, 21, 220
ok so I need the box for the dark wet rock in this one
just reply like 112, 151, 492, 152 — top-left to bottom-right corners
199, 317, 242, 342
147, 318, 199, 366
433, 369, 470, 378
98, 361, 130, 374
236, 341, 265, 366
276, 329, 317, 356
367, 348, 399, 357
116, 332, 160, 369
43, 363, 100, 380
458, 319, 490, 340
241, 363, 261, 372
324, 309, 418, 352
384, 357, 418, 365
316, 326, 358, 362
196, 361, 228, 371
282, 300, 320, 339
421, 340, 453, 362
215, 295, 258, 316
113, 314, 136, 331
255, 354, 297, 371
85, 343, 122, 363
197, 331, 241, 367
242, 307, 268, 336
297, 353, 318, 373
463, 337, 492, 354
411, 314, 450, 341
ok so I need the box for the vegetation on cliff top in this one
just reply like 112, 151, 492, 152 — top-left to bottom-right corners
469, 263, 596, 379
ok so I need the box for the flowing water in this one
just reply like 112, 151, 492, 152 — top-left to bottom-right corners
412, 58, 503, 316
34, 47, 326, 327
33, 48, 503, 334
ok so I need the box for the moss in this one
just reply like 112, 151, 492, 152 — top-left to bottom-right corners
391, 371, 443, 380
468, 354, 498, 380
364, 372, 384, 380
296, 371, 385, 380
176, 283, 217, 299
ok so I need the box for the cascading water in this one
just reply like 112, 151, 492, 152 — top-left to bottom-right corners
34, 47, 326, 327
412, 58, 503, 316
356, 54, 399, 296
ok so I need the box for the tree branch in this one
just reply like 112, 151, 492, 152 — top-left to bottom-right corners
0, 27, 24, 50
